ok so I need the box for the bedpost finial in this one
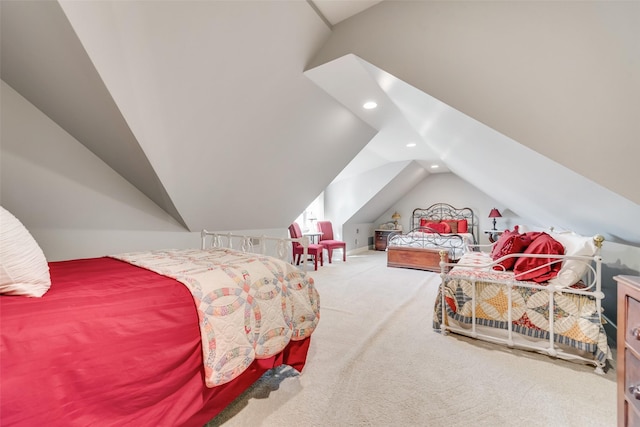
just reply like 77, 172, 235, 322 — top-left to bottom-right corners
593, 234, 605, 248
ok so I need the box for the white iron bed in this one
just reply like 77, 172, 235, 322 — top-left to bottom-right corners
201, 229, 312, 271
434, 231, 611, 374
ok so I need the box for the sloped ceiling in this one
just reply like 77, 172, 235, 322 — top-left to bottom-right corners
325, 160, 428, 226
308, 1, 640, 205
306, 54, 640, 245
1, 1, 639, 247
0, 0, 187, 228
306, 1, 640, 246
1, 0, 376, 232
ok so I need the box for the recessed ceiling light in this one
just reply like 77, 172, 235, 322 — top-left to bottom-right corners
363, 101, 377, 110
430, 164, 439, 169
406, 143, 416, 147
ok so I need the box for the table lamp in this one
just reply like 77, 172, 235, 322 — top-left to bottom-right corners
488, 208, 502, 231
391, 212, 401, 229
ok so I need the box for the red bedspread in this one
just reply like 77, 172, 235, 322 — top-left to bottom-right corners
0, 257, 310, 427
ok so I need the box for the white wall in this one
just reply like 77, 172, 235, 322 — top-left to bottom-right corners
0, 81, 290, 261
374, 172, 502, 245
325, 161, 412, 228
343, 222, 378, 253
329, 161, 429, 253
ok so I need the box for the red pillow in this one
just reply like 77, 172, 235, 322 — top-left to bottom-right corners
490, 226, 520, 259
457, 219, 468, 233
492, 233, 533, 271
513, 233, 565, 282
420, 218, 428, 227
523, 231, 545, 241
425, 221, 447, 233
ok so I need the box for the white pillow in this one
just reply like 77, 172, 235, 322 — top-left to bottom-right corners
0, 206, 51, 297
548, 231, 597, 288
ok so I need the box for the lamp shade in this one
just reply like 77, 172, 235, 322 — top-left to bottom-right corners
488, 208, 502, 218
391, 212, 401, 221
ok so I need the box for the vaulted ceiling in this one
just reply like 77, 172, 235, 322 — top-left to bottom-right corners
1, 1, 639, 246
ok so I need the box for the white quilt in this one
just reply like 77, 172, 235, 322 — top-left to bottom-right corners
388, 231, 473, 260
112, 248, 320, 387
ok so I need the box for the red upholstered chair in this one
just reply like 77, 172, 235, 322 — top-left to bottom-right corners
288, 222, 324, 270
317, 221, 346, 263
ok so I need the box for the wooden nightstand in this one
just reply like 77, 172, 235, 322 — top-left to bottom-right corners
375, 229, 395, 251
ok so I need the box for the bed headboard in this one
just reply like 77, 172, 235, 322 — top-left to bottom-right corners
411, 203, 477, 243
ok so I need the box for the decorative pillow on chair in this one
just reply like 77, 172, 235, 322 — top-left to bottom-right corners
513, 233, 565, 282
0, 206, 51, 297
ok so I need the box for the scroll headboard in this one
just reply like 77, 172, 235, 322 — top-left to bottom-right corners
411, 203, 477, 244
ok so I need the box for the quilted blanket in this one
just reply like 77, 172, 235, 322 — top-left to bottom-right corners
112, 248, 320, 387
433, 269, 610, 363
388, 231, 473, 260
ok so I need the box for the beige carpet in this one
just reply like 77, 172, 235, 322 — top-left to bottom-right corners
206, 250, 616, 426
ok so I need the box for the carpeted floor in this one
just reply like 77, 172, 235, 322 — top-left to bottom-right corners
206, 250, 616, 427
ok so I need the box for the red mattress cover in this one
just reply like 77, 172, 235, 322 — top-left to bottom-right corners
0, 257, 310, 427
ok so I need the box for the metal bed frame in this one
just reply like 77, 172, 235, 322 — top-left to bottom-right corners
201, 229, 312, 272
386, 203, 477, 271
435, 235, 608, 374
410, 202, 477, 244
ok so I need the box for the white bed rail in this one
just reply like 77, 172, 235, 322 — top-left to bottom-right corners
200, 230, 311, 272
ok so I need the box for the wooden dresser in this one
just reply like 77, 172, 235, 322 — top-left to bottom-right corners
617, 275, 640, 426
374, 229, 394, 251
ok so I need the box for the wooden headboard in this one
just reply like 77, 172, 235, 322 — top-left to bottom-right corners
411, 203, 477, 244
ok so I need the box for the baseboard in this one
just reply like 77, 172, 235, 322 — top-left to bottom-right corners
347, 246, 375, 256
